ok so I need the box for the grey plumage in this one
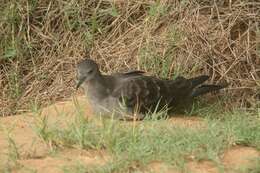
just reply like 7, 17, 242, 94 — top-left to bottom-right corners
76, 59, 226, 120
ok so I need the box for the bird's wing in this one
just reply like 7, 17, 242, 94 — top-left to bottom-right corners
111, 76, 170, 113
110, 74, 215, 113
169, 75, 209, 92
112, 70, 146, 78
121, 70, 146, 76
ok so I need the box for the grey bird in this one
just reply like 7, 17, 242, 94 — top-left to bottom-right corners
76, 59, 226, 120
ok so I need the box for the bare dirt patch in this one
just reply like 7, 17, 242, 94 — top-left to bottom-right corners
147, 161, 181, 173
18, 149, 109, 173
187, 161, 219, 173
0, 114, 48, 165
41, 95, 93, 119
0, 95, 104, 172
222, 146, 260, 172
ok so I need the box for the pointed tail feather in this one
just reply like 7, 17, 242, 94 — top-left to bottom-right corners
188, 75, 209, 88
190, 84, 227, 97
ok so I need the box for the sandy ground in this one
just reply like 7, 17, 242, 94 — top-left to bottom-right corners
0, 96, 259, 173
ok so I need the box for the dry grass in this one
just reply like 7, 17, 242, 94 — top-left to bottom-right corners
0, 0, 260, 116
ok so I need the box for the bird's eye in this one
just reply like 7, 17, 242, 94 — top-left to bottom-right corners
88, 70, 93, 74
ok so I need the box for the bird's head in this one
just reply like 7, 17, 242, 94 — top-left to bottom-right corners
76, 59, 100, 90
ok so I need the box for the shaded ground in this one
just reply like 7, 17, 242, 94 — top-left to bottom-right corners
0, 96, 259, 173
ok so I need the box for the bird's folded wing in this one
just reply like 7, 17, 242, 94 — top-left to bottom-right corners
111, 77, 167, 110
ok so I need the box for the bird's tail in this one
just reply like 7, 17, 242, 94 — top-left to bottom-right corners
190, 84, 227, 97
188, 75, 210, 88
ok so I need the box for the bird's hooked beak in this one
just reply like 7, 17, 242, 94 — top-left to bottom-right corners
76, 76, 87, 90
